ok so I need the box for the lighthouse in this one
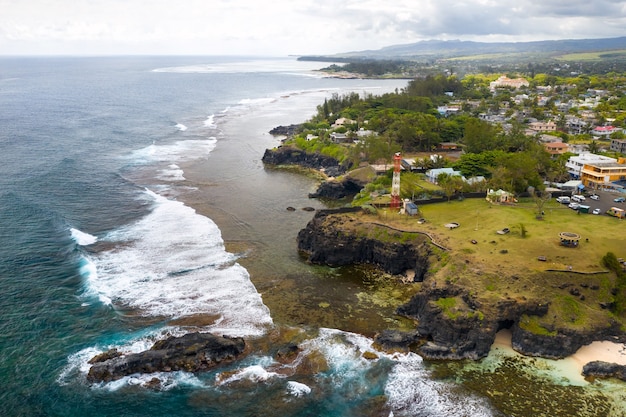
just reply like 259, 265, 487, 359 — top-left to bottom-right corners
391, 152, 402, 210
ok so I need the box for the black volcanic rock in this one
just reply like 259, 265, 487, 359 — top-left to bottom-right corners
582, 361, 626, 381
308, 178, 366, 199
262, 146, 349, 175
269, 124, 302, 136
87, 332, 246, 383
297, 210, 431, 278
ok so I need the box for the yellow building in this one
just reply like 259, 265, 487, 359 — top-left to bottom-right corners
580, 157, 626, 190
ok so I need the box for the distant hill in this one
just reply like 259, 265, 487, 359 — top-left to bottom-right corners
301, 37, 626, 61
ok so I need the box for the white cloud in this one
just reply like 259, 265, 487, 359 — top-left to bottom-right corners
0, 0, 624, 55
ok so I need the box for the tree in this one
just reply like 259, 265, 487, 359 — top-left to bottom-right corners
437, 173, 465, 202
461, 118, 500, 153
528, 186, 551, 219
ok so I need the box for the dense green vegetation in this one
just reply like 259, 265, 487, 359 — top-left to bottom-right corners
282, 69, 626, 204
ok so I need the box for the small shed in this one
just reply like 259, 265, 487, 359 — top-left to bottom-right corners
404, 201, 418, 216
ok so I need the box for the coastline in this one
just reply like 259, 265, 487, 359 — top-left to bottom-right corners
493, 330, 626, 383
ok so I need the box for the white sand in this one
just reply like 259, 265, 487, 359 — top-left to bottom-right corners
491, 330, 626, 385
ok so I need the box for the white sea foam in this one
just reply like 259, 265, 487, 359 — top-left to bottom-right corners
286, 381, 311, 397
175, 123, 188, 131
151, 59, 328, 74
217, 365, 281, 386
157, 164, 185, 181
70, 228, 98, 245
237, 97, 277, 107
85, 189, 273, 337
385, 353, 496, 417
295, 328, 495, 416
203, 114, 217, 128
130, 138, 217, 165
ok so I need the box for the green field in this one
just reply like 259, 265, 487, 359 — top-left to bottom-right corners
557, 50, 626, 61
347, 197, 626, 333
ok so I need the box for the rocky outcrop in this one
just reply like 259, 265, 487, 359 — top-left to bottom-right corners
308, 177, 366, 199
261, 146, 349, 177
297, 210, 431, 279
397, 286, 551, 360
87, 332, 246, 383
582, 361, 626, 381
396, 281, 626, 360
269, 124, 302, 137
511, 321, 625, 359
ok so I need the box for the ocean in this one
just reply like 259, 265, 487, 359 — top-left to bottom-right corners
1, 56, 624, 417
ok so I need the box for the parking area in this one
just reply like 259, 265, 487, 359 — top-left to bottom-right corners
564, 189, 626, 215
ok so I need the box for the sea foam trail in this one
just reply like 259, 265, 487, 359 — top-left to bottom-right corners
85, 189, 273, 337
70, 228, 97, 245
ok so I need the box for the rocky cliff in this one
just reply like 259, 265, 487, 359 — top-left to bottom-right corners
297, 210, 626, 361
262, 146, 349, 178
297, 210, 432, 279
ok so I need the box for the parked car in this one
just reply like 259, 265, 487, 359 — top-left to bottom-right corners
592, 208, 601, 215
568, 202, 580, 210
556, 196, 570, 204
572, 195, 586, 202
590, 194, 600, 200
614, 197, 626, 203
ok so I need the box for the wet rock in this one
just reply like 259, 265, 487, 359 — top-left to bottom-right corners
374, 330, 420, 351
87, 332, 246, 383
582, 361, 626, 381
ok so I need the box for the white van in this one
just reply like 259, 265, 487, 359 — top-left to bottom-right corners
572, 195, 586, 202
556, 196, 570, 204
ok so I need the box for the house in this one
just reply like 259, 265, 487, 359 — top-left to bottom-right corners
355, 128, 376, 138
489, 76, 530, 90
565, 115, 587, 135
330, 132, 349, 143
437, 142, 460, 151
544, 142, 569, 157
426, 167, 462, 184
528, 121, 557, 133
436, 105, 460, 117
332, 117, 355, 128
610, 139, 626, 154
538, 134, 562, 144
592, 125, 619, 137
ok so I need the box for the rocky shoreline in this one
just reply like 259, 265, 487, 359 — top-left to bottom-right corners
264, 142, 626, 365
296, 208, 626, 362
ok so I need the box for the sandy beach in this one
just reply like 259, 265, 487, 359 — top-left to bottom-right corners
492, 330, 626, 384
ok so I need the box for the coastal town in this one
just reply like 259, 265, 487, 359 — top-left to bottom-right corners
264, 67, 626, 381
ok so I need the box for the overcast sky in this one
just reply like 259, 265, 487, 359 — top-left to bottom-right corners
1, 0, 625, 56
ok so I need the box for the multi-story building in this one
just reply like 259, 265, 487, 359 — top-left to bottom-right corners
610, 139, 626, 154
565, 153, 617, 179
489, 75, 530, 91
580, 157, 626, 191
528, 121, 557, 133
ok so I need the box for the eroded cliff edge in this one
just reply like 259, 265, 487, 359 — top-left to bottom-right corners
297, 209, 626, 360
